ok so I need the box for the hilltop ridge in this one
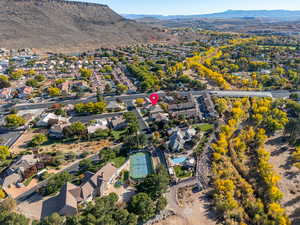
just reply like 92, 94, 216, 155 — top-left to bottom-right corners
0, 0, 169, 52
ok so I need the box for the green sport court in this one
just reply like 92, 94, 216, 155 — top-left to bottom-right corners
130, 152, 154, 179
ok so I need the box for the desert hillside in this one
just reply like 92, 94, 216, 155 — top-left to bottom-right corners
0, 0, 169, 52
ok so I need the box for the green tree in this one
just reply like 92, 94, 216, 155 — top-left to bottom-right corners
40, 172, 73, 196
30, 134, 48, 147
156, 196, 167, 213
116, 84, 128, 94
0, 146, 10, 161
5, 114, 25, 128
137, 164, 169, 200
0, 75, 11, 88
26, 79, 39, 88
64, 122, 87, 138
129, 193, 156, 222
37, 213, 65, 225
35, 74, 46, 82
10, 69, 24, 80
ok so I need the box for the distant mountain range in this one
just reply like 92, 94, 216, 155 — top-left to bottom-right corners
123, 10, 300, 21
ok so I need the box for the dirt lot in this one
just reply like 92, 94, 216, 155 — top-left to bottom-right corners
265, 134, 300, 225
160, 188, 217, 225
10, 128, 112, 155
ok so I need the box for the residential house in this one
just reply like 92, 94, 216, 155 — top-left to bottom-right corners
168, 93, 201, 119
0, 155, 40, 188
58, 183, 81, 216
49, 122, 70, 139
106, 101, 125, 112
87, 119, 108, 134
57, 81, 70, 95
152, 113, 169, 122
36, 113, 69, 127
18, 86, 33, 99
148, 105, 164, 118
0, 88, 12, 99
57, 163, 118, 216
168, 129, 185, 152
167, 127, 197, 151
109, 116, 127, 130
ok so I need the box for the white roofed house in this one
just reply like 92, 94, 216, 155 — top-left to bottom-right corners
87, 119, 109, 134
168, 129, 185, 152
36, 113, 70, 127
106, 101, 125, 112
109, 116, 127, 130
49, 122, 70, 139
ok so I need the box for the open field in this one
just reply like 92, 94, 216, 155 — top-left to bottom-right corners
265, 134, 300, 225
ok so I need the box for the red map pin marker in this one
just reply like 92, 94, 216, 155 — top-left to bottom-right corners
149, 93, 159, 105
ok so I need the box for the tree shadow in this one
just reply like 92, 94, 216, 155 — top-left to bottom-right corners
271, 146, 289, 156
290, 207, 300, 225
284, 196, 300, 207
265, 136, 286, 146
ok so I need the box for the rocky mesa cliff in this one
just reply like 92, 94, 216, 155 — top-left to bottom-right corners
0, 0, 169, 52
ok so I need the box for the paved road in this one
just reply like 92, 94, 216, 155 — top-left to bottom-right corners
6, 89, 299, 112
15, 153, 99, 203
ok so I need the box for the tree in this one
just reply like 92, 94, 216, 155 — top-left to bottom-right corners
129, 192, 156, 222
124, 112, 139, 135
285, 118, 300, 144
156, 196, 167, 213
135, 98, 145, 107
137, 164, 169, 200
40, 172, 73, 196
48, 87, 61, 97
37, 213, 65, 225
116, 84, 128, 94
0, 75, 11, 88
26, 79, 39, 88
10, 69, 24, 80
67, 122, 87, 138
35, 74, 46, 82
5, 114, 25, 128
80, 68, 93, 79
0, 188, 6, 199
30, 134, 48, 147
0, 146, 10, 161
0, 211, 30, 225
0, 197, 17, 212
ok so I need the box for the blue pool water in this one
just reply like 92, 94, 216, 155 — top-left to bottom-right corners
171, 157, 188, 165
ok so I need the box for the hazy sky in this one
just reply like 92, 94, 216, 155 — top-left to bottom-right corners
73, 0, 300, 15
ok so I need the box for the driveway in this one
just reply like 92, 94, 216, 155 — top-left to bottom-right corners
16, 193, 61, 220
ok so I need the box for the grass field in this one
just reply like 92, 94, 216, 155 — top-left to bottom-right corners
193, 123, 214, 132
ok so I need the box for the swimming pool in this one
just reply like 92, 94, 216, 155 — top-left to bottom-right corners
171, 156, 188, 165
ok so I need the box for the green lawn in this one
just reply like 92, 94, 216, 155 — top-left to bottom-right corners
193, 123, 214, 132
110, 156, 127, 168
174, 165, 192, 178
23, 175, 35, 186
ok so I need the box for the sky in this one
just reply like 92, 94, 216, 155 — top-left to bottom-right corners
72, 0, 300, 15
